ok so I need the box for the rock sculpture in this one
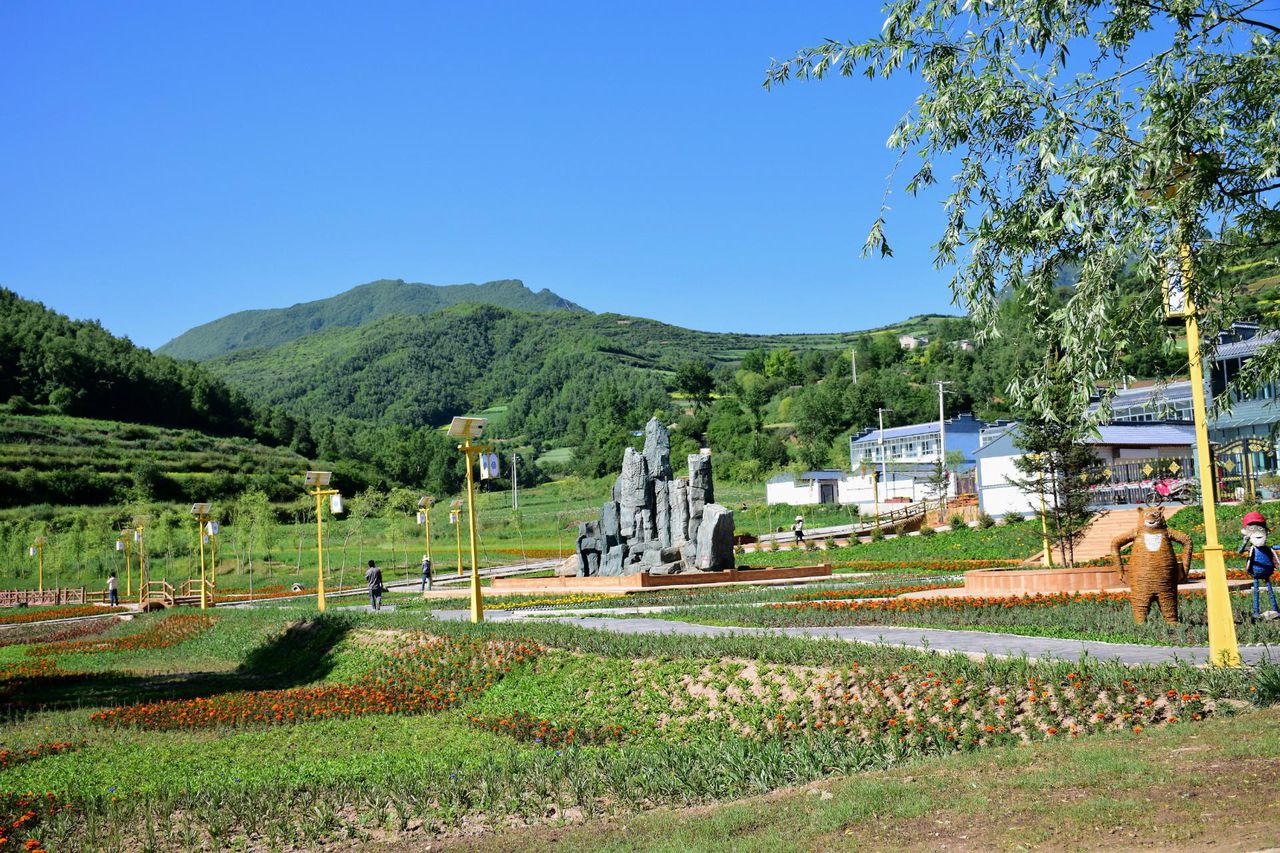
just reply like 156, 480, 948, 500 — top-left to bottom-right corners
1109, 506, 1192, 624
575, 418, 734, 577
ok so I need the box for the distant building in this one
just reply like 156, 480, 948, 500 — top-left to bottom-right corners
898, 334, 929, 350
766, 470, 856, 506
843, 413, 987, 509
952, 339, 975, 351
974, 422, 1196, 517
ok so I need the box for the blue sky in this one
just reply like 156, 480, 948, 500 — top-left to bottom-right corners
1, 2, 955, 349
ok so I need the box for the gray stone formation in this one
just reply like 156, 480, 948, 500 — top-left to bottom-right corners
575, 418, 734, 577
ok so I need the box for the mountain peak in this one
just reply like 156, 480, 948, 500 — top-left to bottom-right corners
156, 278, 588, 360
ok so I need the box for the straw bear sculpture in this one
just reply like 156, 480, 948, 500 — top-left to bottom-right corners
1109, 506, 1192, 624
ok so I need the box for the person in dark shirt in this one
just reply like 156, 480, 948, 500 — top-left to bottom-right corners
365, 560, 385, 611
1240, 511, 1278, 620
420, 555, 433, 593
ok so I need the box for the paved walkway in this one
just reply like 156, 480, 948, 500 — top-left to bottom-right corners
432, 608, 1276, 666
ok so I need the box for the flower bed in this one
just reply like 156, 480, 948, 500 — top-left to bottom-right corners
0, 792, 68, 853
0, 742, 78, 771
466, 710, 629, 746
0, 606, 126, 626
28, 614, 215, 657
788, 582, 962, 602
91, 636, 540, 730
0, 619, 116, 650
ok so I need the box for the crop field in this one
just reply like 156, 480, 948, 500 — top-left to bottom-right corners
1, 604, 1277, 851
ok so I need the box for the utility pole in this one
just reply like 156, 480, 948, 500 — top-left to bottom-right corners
512, 454, 519, 510
851, 348, 858, 384
935, 381, 953, 514
877, 407, 892, 505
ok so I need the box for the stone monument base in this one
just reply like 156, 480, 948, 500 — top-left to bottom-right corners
491, 564, 832, 595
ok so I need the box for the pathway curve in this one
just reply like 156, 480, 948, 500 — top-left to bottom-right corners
432, 608, 1276, 666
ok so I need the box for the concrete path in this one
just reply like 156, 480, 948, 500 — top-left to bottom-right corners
432, 608, 1277, 666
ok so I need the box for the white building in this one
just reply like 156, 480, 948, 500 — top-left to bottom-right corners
973, 422, 1196, 517
765, 470, 858, 506
898, 334, 929, 350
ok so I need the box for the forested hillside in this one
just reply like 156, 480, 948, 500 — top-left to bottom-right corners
0, 288, 280, 441
157, 278, 587, 360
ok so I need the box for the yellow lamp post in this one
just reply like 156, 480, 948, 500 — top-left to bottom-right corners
1164, 246, 1241, 667
304, 472, 343, 613
450, 499, 463, 577
416, 495, 434, 563
190, 503, 211, 610
29, 536, 46, 595
449, 416, 489, 623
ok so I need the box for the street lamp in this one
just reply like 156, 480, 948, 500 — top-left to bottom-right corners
303, 471, 343, 613
189, 503, 212, 610
115, 529, 134, 599
449, 499, 463, 578
29, 536, 46, 595
449, 416, 489, 623
416, 495, 434, 566
131, 517, 148, 605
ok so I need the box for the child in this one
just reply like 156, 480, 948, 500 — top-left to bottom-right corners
1239, 511, 1279, 620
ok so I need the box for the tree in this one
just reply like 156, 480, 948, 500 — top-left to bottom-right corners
763, 349, 801, 385
674, 359, 716, 411
768, 2, 1280, 416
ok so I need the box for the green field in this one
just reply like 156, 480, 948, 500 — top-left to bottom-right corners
2, 606, 1274, 851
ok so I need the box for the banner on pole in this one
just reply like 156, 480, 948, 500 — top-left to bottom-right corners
479, 452, 500, 480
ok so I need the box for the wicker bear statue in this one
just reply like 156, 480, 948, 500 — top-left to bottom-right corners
1109, 506, 1192, 624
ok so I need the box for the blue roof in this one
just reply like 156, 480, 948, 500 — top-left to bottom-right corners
850, 413, 985, 446
1093, 423, 1194, 445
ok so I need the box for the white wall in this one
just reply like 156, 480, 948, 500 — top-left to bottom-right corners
976, 453, 1041, 517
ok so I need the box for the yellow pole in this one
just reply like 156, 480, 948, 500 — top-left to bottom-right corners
315, 490, 327, 613
1039, 468, 1054, 568
197, 513, 207, 610
209, 527, 217, 603
123, 537, 132, 599
1181, 253, 1241, 666
464, 440, 484, 623
455, 507, 463, 577
37, 542, 43, 595
137, 527, 147, 605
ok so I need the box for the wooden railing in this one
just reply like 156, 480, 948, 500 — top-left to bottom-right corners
144, 579, 175, 607
0, 588, 88, 607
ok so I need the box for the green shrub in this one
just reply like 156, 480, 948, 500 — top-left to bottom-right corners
1004, 511, 1025, 525
949, 513, 968, 531
919, 524, 936, 538
977, 512, 996, 529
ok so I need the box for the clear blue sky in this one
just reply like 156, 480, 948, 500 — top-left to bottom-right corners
1, 1, 955, 350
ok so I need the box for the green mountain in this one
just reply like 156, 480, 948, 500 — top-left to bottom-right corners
200, 303, 962, 438
157, 278, 588, 361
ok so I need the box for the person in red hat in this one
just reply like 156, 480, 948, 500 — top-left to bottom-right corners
1239, 511, 1279, 620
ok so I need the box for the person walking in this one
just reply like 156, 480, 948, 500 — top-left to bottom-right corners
107, 571, 119, 606
365, 559, 385, 611
420, 555, 433, 593
793, 515, 805, 546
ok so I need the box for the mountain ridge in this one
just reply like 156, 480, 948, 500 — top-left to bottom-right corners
156, 278, 588, 360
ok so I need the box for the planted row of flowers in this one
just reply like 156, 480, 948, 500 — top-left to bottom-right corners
788, 582, 962, 602
0, 742, 79, 771
0, 792, 68, 853
466, 710, 630, 746
0, 606, 127, 626
91, 636, 541, 730
767, 590, 1140, 614
0, 619, 116, 650
28, 614, 215, 657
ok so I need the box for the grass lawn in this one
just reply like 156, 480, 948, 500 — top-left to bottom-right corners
435, 706, 1280, 853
